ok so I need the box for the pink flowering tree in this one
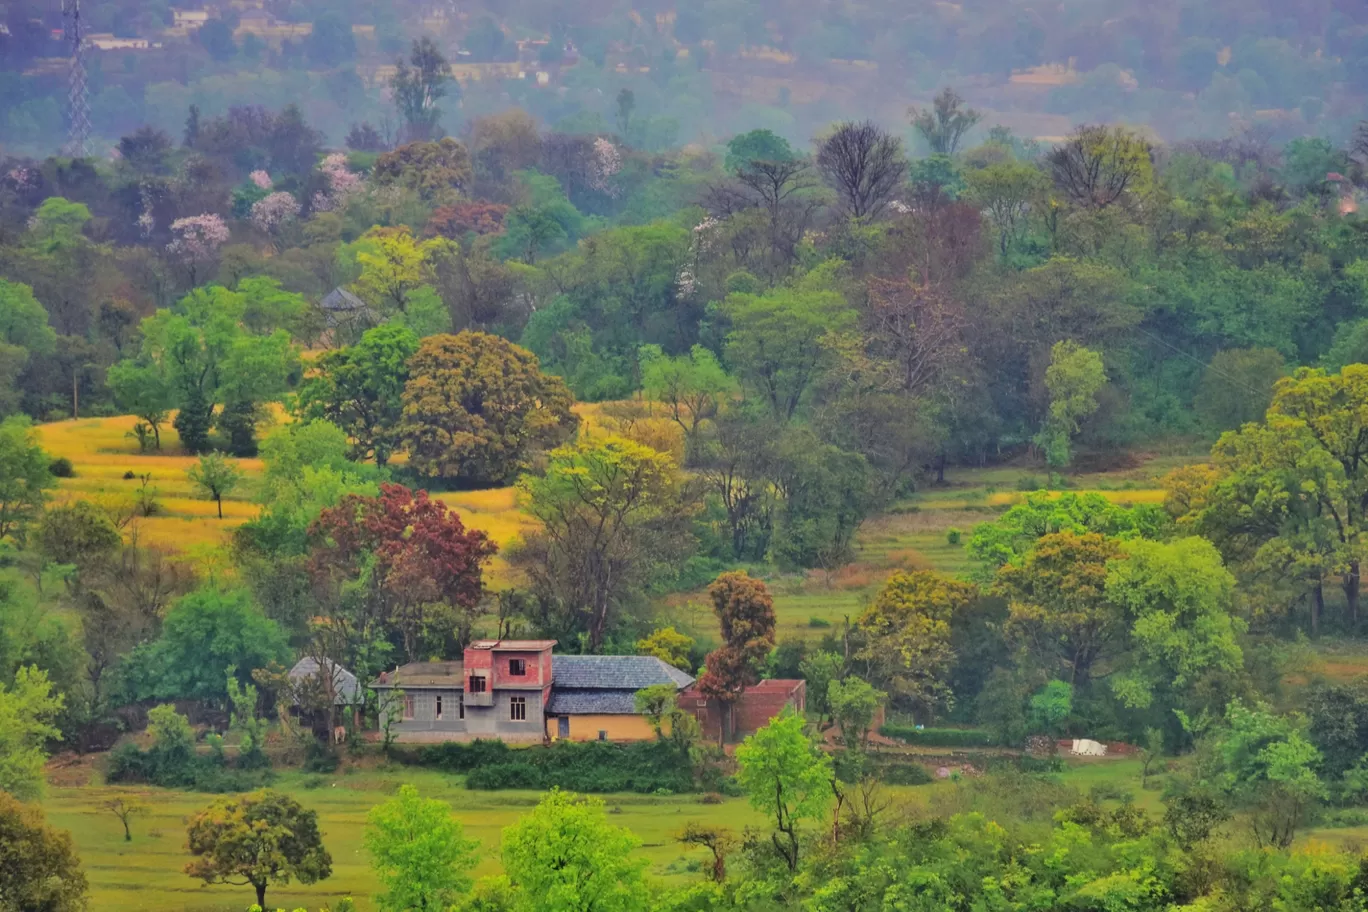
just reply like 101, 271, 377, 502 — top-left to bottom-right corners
249, 170, 274, 190
166, 214, 230, 286
312, 153, 362, 212
250, 192, 301, 244
592, 137, 622, 197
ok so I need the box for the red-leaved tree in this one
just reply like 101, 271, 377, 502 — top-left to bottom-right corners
696, 571, 777, 743
308, 483, 497, 661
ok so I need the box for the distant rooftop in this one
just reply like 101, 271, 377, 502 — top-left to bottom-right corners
288, 656, 359, 704
468, 639, 557, 651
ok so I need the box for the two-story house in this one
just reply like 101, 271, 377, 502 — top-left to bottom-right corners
372, 640, 698, 743
374, 640, 554, 743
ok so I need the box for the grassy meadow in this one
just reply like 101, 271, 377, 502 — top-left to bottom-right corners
31, 411, 1200, 637
48, 759, 1160, 912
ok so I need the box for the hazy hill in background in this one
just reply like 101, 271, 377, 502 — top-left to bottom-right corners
2, 0, 1366, 156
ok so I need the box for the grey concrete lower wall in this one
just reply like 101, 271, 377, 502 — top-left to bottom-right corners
377, 687, 546, 741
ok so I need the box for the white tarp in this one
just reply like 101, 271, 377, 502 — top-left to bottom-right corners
1070, 739, 1108, 757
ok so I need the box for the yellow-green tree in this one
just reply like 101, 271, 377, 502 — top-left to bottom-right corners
994, 531, 1124, 687
854, 570, 976, 716
516, 435, 690, 651
635, 626, 695, 672
184, 790, 332, 909
400, 331, 578, 485
1173, 366, 1368, 634
1035, 339, 1107, 468
350, 226, 450, 316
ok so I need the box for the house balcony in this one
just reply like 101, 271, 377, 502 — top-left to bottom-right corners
465, 690, 493, 707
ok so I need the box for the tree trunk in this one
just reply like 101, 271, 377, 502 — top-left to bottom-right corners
72, 370, 79, 419
935, 450, 946, 485
255, 881, 267, 909
1311, 581, 1324, 637
1346, 563, 1361, 629
216, 495, 223, 519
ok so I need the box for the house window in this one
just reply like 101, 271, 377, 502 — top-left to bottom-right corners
469, 676, 487, 693
510, 696, 527, 721
509, 658, 527, 676
402, 694, 414, 720
598, 730, 608, 742
458, 694, 465, 720
436, 696, 443, 720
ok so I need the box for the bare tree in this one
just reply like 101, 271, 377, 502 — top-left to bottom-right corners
817, 121, 908, 219
866, 278, 969, 398
1047, 125, 1152, 210
909, 88, 982, 156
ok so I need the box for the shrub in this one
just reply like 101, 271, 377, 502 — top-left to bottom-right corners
876, 761, 935, 786
808, 616, 832, 628
946, 528, 962, 545
878, 725, 997, 748
48, 456, 75, 477
452, 740, 696, 794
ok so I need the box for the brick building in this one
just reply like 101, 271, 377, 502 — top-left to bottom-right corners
677, 679, 807, 744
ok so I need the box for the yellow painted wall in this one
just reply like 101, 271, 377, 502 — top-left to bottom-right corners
553, 714, 657, 742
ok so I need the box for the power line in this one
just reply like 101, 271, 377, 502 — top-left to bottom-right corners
1130, 324, 1266, 396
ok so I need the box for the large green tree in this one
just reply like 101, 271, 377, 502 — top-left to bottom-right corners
720, 285, 857, 421
364, 784, 478, 912
0, 792, 88, 912
296, 324, 419, 466
500, 790, 649, 912
735, 709, 833, 872
113, 286, 298, 454
184, 789, 332, 909
400, 331, 578, 485
516, 435, 692, 651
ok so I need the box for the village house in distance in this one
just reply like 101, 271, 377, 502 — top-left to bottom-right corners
372, 639, 805, 743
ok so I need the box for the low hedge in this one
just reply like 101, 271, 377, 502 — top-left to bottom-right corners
879, 725, 997, 748
405, 739, 697, 794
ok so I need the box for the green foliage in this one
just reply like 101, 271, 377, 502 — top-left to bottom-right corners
968, 491, 1167, 570
1208, 700, 1326, 848
1035, 340, 1107, 468
0, 793, 88, 912
1027, 680, 1073, 736
500, 789, 649, 912
828, 676, 885, 749
735, 709, 833, 871
455, 740, 696, 793
364, 784, 478, 912
0, 416, 55, 543
719, 285, 857, 421
124, 588, 290, 705
185, 789, 332, 908
0, 666, 63, 800
1195, 347, 1286, 432
877, 725, 997, 747
189, 452, 244, 519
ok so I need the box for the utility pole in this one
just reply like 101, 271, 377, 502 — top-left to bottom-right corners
62, 0, 91, 158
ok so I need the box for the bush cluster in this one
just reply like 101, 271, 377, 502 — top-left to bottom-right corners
406, 739, 695, 793
105, 739, 270, 792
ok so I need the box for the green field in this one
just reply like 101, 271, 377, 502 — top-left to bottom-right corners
47, 768, 762, 912
49, 758, 1182, 912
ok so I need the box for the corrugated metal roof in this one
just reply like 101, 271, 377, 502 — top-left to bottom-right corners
288, 657, 360, 704
546, 689, 640, 715
552, 655, 694, 690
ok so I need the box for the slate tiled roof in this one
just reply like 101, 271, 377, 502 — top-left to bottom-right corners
552, 655, 694, 690
546, 689, 640, 715
288, 657, 360, 704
